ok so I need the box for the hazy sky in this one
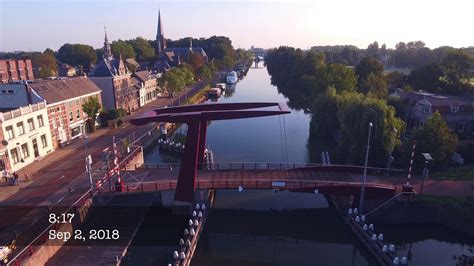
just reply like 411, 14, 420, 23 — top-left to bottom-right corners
1, 0, 473, 52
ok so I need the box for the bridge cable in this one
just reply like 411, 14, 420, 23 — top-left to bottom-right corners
278, 115, 285, 162
282, 115, 289, 166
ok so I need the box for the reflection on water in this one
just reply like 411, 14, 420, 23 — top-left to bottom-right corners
147, 66, 310, 164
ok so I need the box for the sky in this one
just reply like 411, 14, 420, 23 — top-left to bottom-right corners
1, 0, 473, 52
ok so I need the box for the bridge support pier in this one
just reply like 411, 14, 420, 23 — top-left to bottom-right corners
175, 120, 201, 203
197, 120, 207, 170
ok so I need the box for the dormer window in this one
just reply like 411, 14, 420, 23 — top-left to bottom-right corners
422, 106, 430, 114
450, 106, 460, 113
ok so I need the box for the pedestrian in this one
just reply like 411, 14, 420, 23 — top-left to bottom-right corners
13, 172, 19, 185
2, 168, 8, 183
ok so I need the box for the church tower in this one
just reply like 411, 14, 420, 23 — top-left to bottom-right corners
103, 26, 113, 60
156, 9, 166, 55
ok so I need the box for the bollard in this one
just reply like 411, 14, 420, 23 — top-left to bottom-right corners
188, 219, 194, 227
173, 251, 179, 259
192, 211, 197, 217
369, 224, 374, 230
198, 211, 203, 218
361, 215, 366, 222
184, 229, 189, 236
348, 208, 353, 215
382, 245, 388, 252
179, 238, 184, 245
371, 234, 377, 241
202, 204, 206, 211
401, 257, 408, 265
185, 239, 191, 247
353, 208, 358, 214
196, 203, 201, 210
355, 216, 360, 223
389, 244, 395, 252
194, 219, 199, 227
179, 252, 186, 260
363, 224, 368, 231
190, 228, 196, 236
378, 234, 384, 241
393, 257, 400, 265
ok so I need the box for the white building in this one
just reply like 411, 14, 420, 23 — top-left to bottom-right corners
132, 71, 161, 107
0, 101, 53, 173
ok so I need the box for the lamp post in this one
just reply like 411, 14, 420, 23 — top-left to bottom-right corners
385, 128, 398, 176
358, 122, 373, 214
419, 153, 433, 197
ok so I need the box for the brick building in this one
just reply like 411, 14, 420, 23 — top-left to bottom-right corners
28, 77, 102, 149
0, 59, 35, 83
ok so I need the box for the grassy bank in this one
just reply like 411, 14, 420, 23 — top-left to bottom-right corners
430, 165, 474, 180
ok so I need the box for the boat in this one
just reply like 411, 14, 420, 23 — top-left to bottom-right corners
208, 88, 221, 98
226, 71, 238, 84
216, 83, 226, 90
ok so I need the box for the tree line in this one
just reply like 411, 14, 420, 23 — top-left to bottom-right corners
265, 46, 470, 170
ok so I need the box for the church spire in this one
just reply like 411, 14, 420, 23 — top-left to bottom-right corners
156, 9, 166, 55
103, 26, 112, 60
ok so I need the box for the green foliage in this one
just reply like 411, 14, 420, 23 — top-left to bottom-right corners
187, 52, 204, 72
127, 37, 155, 62
158, 65, 195, 96
409, 112, 458, 168
32, 50, 57, 78
196, 65, 213, 80
82, 97, 102, 132
57, 43, 97, 70
111, 40, 136, 59
456, 140, 474, 164
441, 50, 473, 92
355, 56, 384, 87
407, 63, 443, 92
361, 72, 388, 98
385, 71, 407, 89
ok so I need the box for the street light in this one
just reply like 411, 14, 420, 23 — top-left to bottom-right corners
358, 122, 373, 214
419, 153, 433, 196
385, 128, 398, 176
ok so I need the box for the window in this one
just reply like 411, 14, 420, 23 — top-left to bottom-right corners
451, 106, 460, 113
37, 115, 44, 127
6, 126, 14, 139
27, 118, 35, 131
10, 149, 19, 164
421, 106, 429, 114
7, 90, 13, 93
76, 110, 80, 119
41, 134, 48, 148
456, 123, 466, 133
69, 111, 73, 121
17, 122, 25, 135
21, 143, 29, 158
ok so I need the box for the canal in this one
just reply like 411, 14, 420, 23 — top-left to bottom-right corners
136, 64, 473, 265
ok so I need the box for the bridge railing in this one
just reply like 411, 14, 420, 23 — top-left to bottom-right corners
139, 162, 404, 175
115, 178, 396, 195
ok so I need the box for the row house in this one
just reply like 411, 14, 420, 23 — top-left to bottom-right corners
28, 78, 103, 149
0, 101, 53, 173
392, 90, 474, 137
90, 28, 139, 113
132, 70, 161, 107
0, 59, 34, 84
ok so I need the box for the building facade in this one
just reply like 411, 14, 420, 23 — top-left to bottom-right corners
132, 71, 161, 107
90, 28, 139, 113
0, 59, 35, 83
393, 90, 474, 137
28, 77, 103, 149
0, 101, 53, 173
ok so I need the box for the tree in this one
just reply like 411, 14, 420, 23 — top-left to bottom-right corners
385, 71, 407, 89
456, 140, 474, 164
441, 50, 473, 92
361, 72, 388, 98
187, 52, 204, 72
407, 63, 443, 92
128, 37, 155, 62
366, 41, 380, 58
57, 43, 97, 71
32, 50, 57, 78
111, 40, 136, 59
411, 112, 458, 168
355, 57, 384, 85
196, 65, 213, 80
82, 97, 102, 132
